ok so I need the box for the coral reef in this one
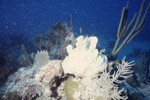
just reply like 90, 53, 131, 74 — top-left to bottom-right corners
63, 37, 134, 100
3, 51, 63, 100
3, 36, 134, 100
1, 1, 149, 100
0, 51, 19, 87
0, 31, 35, 88
35, 21, 75, 60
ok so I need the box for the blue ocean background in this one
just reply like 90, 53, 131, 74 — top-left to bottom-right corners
0, 0, 150, 79
0, 0, 150, 59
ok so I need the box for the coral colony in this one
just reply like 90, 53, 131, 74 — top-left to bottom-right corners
3, 36, 134, 100
2, 0, 150, 100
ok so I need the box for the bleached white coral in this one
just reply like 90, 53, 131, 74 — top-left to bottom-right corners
4, 65, 41, 99
4, 51, 63, 100
97, 57, 134, 100
62, 35, 134, 100
62, 36, 108, 77
35, 60, 62, 84
69, 57, 134, 100
34, 50, 49, 67
34, 60, 63, 96
4, 35, 134, 100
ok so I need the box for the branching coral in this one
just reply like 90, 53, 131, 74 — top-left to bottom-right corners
112, 0, 150, 56
98, 57, 134, 100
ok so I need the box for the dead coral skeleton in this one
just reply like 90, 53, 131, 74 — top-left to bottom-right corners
3, 51, 64, 100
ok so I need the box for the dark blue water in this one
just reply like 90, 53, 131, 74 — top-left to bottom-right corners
0, 0, 150, 54
0, 0, 150, 68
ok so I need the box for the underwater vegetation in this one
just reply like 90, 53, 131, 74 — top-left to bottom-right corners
0, 0, 150, 100
112, 0, 150, 57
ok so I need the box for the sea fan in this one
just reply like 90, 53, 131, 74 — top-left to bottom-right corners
98, 57, 134, 100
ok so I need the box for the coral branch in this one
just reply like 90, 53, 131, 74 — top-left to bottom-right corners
112, 0, 150, 56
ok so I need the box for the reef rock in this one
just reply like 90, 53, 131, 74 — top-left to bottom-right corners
3, 51, 63, 100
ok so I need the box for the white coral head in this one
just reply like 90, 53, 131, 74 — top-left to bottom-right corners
34, 50, 50, 67
62, 35, 108, 77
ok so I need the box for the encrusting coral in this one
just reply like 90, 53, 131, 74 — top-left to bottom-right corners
3, 51, 63, 100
